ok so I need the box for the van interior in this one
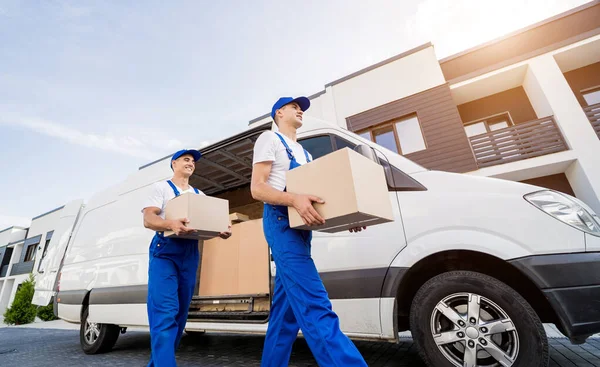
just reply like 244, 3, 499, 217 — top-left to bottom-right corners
187, 124, 273, 323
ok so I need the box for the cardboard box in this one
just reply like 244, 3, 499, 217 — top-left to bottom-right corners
229, 212, 250, 223
164, 192, 230, 240
199, 219, 270, 297
286, 147, 394, 233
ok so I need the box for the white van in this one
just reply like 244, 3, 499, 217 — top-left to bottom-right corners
33, 117, 600, 367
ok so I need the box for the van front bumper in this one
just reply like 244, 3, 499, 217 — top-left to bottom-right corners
510, 252, 600, 343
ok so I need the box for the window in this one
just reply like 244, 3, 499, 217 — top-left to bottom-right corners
37, 238, 52, 273
42, 239, 51, 259
378, 156, 427, 191
24, 244, 37, 262
301, 133, 426, 191
395, 116, 426, 154
358, 131, 371, 141
464, 112, 513, 137
356, 114, 426, 155
298, 135, 333, 160
373, 126, 398, 153
333, 136, 356, 151
583, 87, 600, 106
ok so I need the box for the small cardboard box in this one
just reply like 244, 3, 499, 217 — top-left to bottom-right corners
229, 212, 250, 224
286, 147, 394, 233
199, 219, 270, 296
164, 192, 230, 240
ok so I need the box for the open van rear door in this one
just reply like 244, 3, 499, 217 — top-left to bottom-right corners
32, 199, 84, 306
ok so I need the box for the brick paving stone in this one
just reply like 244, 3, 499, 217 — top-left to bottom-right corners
0, 327, 599, 366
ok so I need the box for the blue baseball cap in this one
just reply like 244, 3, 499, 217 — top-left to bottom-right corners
270, 96, 310, 120
171, 149, 202, 169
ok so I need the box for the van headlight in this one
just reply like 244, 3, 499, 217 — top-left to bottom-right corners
525, 190, 600, 235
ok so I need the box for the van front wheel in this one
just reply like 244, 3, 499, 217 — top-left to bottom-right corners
409, 271, 548, 367
80, 307, 120, 354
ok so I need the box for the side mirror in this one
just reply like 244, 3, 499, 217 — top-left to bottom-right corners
354, 144, 380, 165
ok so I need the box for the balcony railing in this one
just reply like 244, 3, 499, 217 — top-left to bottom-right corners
0, 265, 8, 277
469, 116, 568, 168
10, 261, 34, 276
584, 102, 600, 140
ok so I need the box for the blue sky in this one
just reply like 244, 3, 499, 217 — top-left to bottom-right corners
0, 0, 590, 229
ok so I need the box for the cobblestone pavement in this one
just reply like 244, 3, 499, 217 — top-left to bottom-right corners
1, 328, 600, 366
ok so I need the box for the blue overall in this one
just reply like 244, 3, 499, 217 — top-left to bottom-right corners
147, 180, 201, 367
261, 133, 367, 367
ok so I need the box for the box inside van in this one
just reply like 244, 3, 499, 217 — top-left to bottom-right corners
186, 125, 273, 322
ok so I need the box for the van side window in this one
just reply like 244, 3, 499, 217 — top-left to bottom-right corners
378, 158, 427, 191
299, 135, 334, 160
333, 135, 426, 191
301, 134, 426, 191
333, 136, 356, 151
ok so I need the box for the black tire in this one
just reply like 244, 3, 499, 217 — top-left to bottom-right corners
409, 271, 549, 367
80, 307, 120, 354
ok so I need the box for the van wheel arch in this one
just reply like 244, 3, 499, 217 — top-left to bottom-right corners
393, 250, 560, 334
79, 301, 120, 354
80, 290, 91, 322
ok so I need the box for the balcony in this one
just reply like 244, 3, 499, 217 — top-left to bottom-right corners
468, 116, 568, 168
584, 102, 600, 140
10, 261, 34, 276
0, 265, 8, 277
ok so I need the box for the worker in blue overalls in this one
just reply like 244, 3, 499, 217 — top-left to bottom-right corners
142, 149, 231, 367
251, 96, 368, 367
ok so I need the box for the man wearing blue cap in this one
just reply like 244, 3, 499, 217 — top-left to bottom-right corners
251, 97, 367, 366
142, 149, 231, 367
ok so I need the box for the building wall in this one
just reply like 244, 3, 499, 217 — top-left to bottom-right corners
329, 45, 446, 128
523, 54, 600, 213
0, 208, 63, 319
346, 84, 478, 173
0, 227, 27, 248
563, 62, 600, 106
523, 66, 555, 119
457, 87, 538, 125
26, 208, 63, 274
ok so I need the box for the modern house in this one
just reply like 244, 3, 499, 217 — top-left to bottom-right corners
0, 206, 64, 320
250, 0, 600, 213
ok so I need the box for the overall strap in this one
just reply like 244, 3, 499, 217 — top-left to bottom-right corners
166, 180, 180, 197
303, 149, 311, 163
274, 132, 295, 161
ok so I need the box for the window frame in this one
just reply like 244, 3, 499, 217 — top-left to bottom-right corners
24, 244, 37, 262
297, 134, 336, 160
355, 113, 426, 155
581, 85, 600, 106
463, 111, 514, 137
37, 238, 52, 273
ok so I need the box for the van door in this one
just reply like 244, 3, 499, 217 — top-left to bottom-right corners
298, 132, 409, 335
32, 199, 84, 306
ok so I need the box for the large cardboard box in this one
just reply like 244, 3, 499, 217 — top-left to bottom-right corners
286, 147, 394, 233
164, 193, 229, 240
199, 219, 270, 297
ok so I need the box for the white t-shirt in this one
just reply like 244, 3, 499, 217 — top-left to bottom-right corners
142, 181, 205, 219
252, 131, 313, 191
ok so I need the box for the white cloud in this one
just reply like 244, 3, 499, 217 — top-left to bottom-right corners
0, 114, 197, 159
0, 215, 31, 230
